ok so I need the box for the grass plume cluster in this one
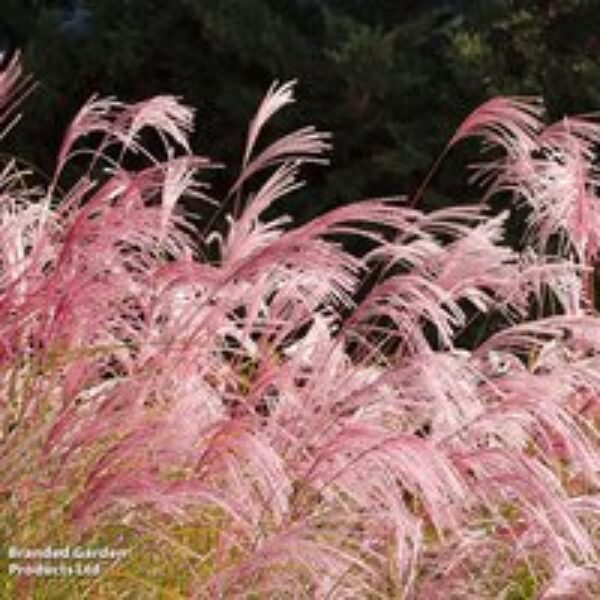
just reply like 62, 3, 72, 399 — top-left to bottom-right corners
1, 53, 599, 598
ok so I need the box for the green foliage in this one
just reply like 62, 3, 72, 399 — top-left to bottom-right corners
448, 0, 600, 113
504, 563, 539, 600
1, 0, 598, 213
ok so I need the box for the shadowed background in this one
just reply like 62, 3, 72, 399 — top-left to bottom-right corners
0, 0, 598, 220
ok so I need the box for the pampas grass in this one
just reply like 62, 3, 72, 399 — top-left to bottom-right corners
1, 55, 599, 598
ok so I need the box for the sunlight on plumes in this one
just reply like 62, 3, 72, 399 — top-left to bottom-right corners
0, 57, 599, 598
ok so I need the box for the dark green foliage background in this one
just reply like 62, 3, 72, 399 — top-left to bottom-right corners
1, 0, 598, 218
